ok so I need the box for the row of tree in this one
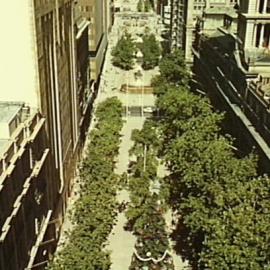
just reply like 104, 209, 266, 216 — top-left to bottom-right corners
48, 97, 124, 270
137, 0, 152, 12
126, 122, 174, 269
152, 50, 270, 269
112, 32, 160, 70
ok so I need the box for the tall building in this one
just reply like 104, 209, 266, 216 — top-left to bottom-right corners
78, 0, 113, 88
193, 0, 270, 171
167, 0, 238, 63
0, 102, 53, 270
169, 0, 206, 63
238, 0, 270, 52
0, 1, 91, 269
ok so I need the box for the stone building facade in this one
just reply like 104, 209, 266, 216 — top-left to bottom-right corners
193, 0, 270, 171
77, 0, 114, 87
0, 103, 54, 270
0, 0, 92, 269
162, 0, 238, 63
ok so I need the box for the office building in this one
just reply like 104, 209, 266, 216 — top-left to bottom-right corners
78, 0, 114, 87
193, 0, 270, 170
165, 0, 237, 63
0, 0, 91, 268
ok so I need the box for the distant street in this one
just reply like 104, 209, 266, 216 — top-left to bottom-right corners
96, 1, 190, 269
56, 1, 189, 269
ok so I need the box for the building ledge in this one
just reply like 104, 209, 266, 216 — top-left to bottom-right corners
26, 210, 53, 270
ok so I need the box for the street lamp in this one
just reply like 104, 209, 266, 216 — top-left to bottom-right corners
125, 71, 129, 118
136, 50, 144, 117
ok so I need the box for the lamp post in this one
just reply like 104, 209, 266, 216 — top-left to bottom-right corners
142, 71, 144, 117
125, 71, 129, 118
143, 144, 147, 172
136, 50, 144, 117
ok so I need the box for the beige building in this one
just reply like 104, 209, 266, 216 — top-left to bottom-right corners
78, 0, 113, 87
193, 0, 270, 170
0, 102, 54, 270
238, 0, 270, 52
0, 0, 91, 268
168, 0, 238, 63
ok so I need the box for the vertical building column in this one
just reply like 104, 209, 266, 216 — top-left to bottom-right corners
260, 23, 265, 47
245, 21, 255, 50
267, 24, 270, 48
253, 23, 258, 47
185, 0, 194, 62
255, 0, 260, 12
263, 0, 268, 13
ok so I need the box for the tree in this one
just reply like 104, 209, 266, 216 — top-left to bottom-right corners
158, 49, 190, 86
48, 98, 123, 270
144, 0, 151, 12
140, 34, 161, 70
127, 123, 174, 270
137, 0, 143, 12
112, 32, 136, 70
151, 58, 270, 268
199, 176, 270, 270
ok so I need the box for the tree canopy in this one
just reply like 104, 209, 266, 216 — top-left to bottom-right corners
48, 97, 123, 270
152, 49, 190, 88
127, 122, 174, 270
151, 48, 270, 269
140, 33, 161, 70
112, 32, 136, 70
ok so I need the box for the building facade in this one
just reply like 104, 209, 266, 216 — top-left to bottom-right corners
78, 0, 113, 87
0, 103, 54, 270
193, 0, 270, 171
0, 0, 91, 269
164, 0, 238, 63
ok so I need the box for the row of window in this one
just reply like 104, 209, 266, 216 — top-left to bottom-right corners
78, 5, 93, 13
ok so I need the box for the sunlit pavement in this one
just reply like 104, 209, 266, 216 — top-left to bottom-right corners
107, 118, 145, 270
103, 2, 191, 269
77, 1, 193, 269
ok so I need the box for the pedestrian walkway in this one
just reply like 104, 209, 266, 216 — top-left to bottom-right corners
100, 1, 190, 269
107, 117, 145, 270
164, 210, 190, 270
107, 190, 135, 270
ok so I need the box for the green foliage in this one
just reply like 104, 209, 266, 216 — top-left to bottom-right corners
126, 122, 174, 270
48, 97, 123, 270
199, 176, 270, 270
156, 49, 190, 87
112, 33, 136, 70
130, 120, 159, 157
156, 86, 223, 158
144, 0, 151, 12
152, 54, 270, 269
140, 33, 161, 70
137, 0, 143, 12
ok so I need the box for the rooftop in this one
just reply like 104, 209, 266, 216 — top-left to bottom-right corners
0, 139, 10, 155
204, 6, 237, 16
0, 102, 23, 124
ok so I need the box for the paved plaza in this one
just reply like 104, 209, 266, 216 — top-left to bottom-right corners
58, 1, 189, 269
107, 117, 144, 270
103, 2, 189, 269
